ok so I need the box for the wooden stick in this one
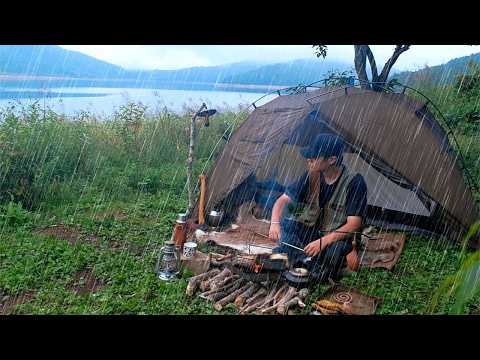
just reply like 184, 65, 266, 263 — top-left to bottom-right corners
234, 283, 258, 308
186, 269, 220, 296
261, 286, 298, 314
277, 297, 301, 315
214, 283, 252, 311
211, 274, 235, 290
198, 174, 206, 225
272, 284, 288, 305
243, 288, 267, 307
199, 276, 240, 298
257, 284, 279, 310
240, 295, 268, 314
277, 288, 308, 315
207, 279, 245, 302
200, 267, 231, 291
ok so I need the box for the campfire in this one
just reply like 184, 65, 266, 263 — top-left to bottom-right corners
185, 253, 309, 315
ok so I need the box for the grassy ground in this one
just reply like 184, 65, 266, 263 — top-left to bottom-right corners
0, 96, 479, 315
1, 185, 479, 315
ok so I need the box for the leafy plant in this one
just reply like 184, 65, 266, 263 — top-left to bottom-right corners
0, 198, 31, 226
429, 222, 480, 314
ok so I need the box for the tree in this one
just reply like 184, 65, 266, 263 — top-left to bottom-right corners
314, 45, 411, 91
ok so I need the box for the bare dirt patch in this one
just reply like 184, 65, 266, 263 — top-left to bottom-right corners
0, 289, 35, 315
34, 224, 99, 245
69, 269, 105, 296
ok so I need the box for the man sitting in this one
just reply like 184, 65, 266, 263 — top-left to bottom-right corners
269, 134, 367, 282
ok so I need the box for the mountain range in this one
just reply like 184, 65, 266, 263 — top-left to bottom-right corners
0, 45, 351, 91
0, 45, 478, 91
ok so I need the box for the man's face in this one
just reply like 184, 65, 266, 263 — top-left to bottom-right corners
306, 156, 337, 173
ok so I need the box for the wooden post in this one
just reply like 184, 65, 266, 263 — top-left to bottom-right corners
198, 174, 207, 225
186, 103, 207, 217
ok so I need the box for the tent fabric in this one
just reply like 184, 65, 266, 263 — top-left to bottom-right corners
192, 87, 479, 246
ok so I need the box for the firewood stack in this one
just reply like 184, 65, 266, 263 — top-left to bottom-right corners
185, 267, 309, 315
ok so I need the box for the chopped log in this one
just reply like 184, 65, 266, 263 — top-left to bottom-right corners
257, 284, 280, 310
244, 288, 267, 306
214, 283, 252, 311
234, 283, 258, 308
199, 276, 241, 298
272, 284, 288, 305
208, 278, 245, 302
211, 274, 235, 290
200, 267, 231, 291
240, 295, 268, 314
209, 268, 234, 290
261, 286, 298, 314
277, 297, 306, 315
186, 269, 220, 296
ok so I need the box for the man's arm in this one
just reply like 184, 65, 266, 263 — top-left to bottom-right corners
304, 175, 367, 257
304, 216, 362, 257
268, 194, 292, 241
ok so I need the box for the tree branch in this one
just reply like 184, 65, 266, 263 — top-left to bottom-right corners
364, 45, 379, 82
354, 45, 371, 90
378, 45, 411, 85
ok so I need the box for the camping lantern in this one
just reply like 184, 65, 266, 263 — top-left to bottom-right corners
155, 240, 181, 281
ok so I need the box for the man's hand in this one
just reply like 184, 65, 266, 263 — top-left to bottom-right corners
269, 223, 281, 242
304, 238, 325, 257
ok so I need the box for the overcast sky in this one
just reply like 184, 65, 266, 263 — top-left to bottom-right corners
60, 45, 480, 71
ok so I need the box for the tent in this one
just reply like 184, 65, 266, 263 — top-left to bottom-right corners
191, 85, 479, 248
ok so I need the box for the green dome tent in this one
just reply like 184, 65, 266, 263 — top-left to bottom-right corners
191, 84, 479, 248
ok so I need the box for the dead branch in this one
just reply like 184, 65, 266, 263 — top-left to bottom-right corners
207, 280, 244, 302
272, 284, 289, 305
211, 274, 235, 290
186, 269, 220, 296
214, 283, 252, 311
234, 283, 259, 308
240, 294, 269, 314
199, 276, 241, 298
277, 288, 309, 315
277, 297, 301, 315
261, 286, 298, 314
257, 284, 281, 310
243, 287, 267, 306
200, 267, 231, 292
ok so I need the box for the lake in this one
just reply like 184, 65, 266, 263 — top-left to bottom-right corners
0, 87, 278, 117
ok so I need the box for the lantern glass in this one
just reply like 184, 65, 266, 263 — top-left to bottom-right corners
156, 240, 181, 281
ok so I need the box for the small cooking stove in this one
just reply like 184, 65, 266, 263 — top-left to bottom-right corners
283, 267, 311, 289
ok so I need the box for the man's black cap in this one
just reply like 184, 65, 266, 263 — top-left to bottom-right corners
300, 134, 345, 159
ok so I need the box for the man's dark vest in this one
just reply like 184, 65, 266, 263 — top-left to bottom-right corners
289, 166, 357, 232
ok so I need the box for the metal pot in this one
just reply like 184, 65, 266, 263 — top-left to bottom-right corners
207, 210, 224, 227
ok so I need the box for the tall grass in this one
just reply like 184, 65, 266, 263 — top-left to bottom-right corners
0, 101, 249, 210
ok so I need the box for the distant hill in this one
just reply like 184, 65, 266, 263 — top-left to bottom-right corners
0, 45, 127, 78
4, 45, 479, 91
132, 62, 264, 83
222, 58, 353, 86
392, 52, 480, 86
0, 45, 351, 89
0, 45, 263, 85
